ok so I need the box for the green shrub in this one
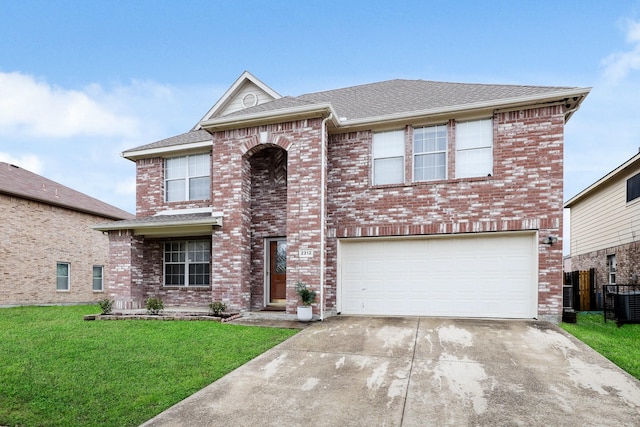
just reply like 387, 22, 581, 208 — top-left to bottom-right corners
97, 298, 114, 315
145, 297, 164, 315
295, 282, 316, 306
208, 301, 227, 316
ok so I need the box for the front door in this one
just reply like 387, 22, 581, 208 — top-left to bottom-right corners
268, 239, 287, 303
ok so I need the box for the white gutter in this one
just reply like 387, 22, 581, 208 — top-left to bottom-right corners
122, 140, 213, 161
337, 88, 591, 129
319, 113, 332, 321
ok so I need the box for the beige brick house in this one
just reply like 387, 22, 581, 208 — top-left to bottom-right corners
0, 162, 134, 306
96, 71, 590, 322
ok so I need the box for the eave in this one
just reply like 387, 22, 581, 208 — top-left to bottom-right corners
199, 103, 340, 132
564, 151, 640, 208
337, 88, 590, 132
122, 140, 213, 162
92, 213, 223, 238
199, 87, 590, 133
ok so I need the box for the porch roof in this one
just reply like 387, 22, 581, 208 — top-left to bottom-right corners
92, 212, 222, 238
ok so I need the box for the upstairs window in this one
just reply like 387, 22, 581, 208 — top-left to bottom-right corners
373, 130, 405, 185
165, 153, 210, 202
414, 125, 447, 181
627, 173, 640, 202
455, 119, 493, 178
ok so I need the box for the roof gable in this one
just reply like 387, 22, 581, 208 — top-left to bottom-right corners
565, 152, 640, 207
127, 72, 590, 154
200, 78, 590, 131
0, 162, 134, 220
194, 71, 281, 128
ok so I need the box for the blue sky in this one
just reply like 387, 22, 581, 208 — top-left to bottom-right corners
2, 1, 640, 253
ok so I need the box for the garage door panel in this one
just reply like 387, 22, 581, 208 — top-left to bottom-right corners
339, 233, 536, 318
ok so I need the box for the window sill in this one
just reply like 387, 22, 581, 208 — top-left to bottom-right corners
162, 286, 212, 291
371, 175, 493, 190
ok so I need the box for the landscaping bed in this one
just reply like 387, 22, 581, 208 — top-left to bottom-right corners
84, 311, 242, 322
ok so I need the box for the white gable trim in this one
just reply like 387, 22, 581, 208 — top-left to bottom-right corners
122, 140, 212, 161
193, 71, 281, 130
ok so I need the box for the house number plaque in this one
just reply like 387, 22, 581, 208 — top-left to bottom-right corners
299, 248, 314, 258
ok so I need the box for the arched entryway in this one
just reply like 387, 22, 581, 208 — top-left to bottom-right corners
246, 145, 288, 310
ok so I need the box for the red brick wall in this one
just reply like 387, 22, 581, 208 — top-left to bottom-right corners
106, 230, 144, 309
136, 156, 212, 216
209, 119, 323, 313
326, 106, 565, 320
140, 238, 214, 306
123, 105, 566, 320
248, 147, 287, 309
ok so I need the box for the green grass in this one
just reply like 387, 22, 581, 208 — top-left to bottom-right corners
0, 305, 298, 427
560, 312, 640, 380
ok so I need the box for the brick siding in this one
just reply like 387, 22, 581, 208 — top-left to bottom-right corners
116, 105, 566, 321
0, 194, 112, 306
326, 106, 565, 320
570, 240, 640, 295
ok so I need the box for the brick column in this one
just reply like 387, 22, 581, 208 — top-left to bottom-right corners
107, 230, 144, 309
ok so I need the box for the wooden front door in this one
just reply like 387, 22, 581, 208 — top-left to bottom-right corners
269, 239, 287, 303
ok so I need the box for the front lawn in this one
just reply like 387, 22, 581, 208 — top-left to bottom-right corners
0, 305, 298, 427
560, 312, 640, 380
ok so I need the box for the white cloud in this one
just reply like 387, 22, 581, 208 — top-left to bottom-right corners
0, 71, 140, 138
115, 176, 136, 196
601, 20, 640, 84
0, 151, 44, 174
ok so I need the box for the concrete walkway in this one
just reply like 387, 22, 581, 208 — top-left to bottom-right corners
141, 316, 640, 426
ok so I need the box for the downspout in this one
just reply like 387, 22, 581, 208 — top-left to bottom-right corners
319, 112, 333, 321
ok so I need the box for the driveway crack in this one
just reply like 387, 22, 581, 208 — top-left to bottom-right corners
400, 317, 420, 425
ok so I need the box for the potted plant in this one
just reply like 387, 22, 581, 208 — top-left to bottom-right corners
295, 282, 316, 321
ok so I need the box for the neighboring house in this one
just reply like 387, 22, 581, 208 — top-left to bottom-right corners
95, 71, 589, 322
0, 162, 134, 306
565, 151, 640, 296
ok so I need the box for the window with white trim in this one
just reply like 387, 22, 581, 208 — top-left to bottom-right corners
455, 119, 493, 178
165, 153, 210, 202
607, 254, 616, 285
164, 240, 210, 287
373, 130, 405, 185
414, 125, 447, 181
92, 265, 103, 291
56, 262, 70, 291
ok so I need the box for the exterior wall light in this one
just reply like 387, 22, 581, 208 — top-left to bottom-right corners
542, 235, 558, 245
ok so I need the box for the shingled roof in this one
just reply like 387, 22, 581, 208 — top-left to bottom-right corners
125, 75, 590, 155
0, 162, 134, 220
222, 79, 584, 122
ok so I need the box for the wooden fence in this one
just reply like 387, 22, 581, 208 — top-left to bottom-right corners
563, 268, 596, 311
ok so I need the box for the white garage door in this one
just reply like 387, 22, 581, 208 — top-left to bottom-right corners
339, 232, 537, 318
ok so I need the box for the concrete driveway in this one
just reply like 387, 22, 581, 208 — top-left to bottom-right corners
142, 316, 640, 426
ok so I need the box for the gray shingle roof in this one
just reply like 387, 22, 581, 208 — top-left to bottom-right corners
0, 162, 134, 220
124, 129, 211, 153
126, 77, 588, 154
221, 79, 583, 121
92, 212, 221, 231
